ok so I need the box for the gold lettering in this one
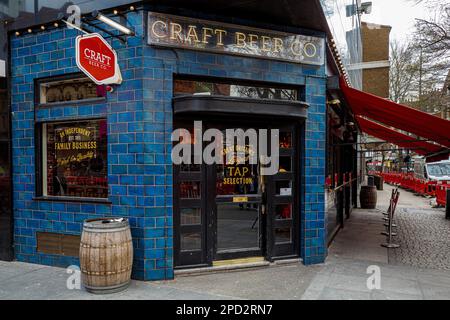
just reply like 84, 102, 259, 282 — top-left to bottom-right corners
273, 38, 283, 53
151, 20, 167, 39
202, 27, 214, 44
185, 25, 200, 43
303, 42, 317, 58
215, 29, 227, 46
290, 41, 302, 56
261, 36, 271, 52
235, 32, 246, 48
170, 23, 183, 41
248, 34, 258, 48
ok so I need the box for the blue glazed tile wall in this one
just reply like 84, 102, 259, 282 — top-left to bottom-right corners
10, 9, 327, 281
9, 11, 165, 280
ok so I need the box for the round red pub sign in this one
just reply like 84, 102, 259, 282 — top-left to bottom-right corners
76, 33, 122, 85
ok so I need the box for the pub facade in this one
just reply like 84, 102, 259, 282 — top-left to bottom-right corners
2, 1, 355, 281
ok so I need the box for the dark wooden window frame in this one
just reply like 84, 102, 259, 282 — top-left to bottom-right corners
34, 117, 110, 203
34, 73, 107, 109
174, 74, 305, 101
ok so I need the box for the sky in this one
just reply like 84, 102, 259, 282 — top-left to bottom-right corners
325, 0, 433, 49
361, 0, 431, 43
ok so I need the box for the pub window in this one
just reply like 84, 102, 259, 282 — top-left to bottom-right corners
37, 74, 106, 106
41, 119, 108, 199
174, 78, 299, 101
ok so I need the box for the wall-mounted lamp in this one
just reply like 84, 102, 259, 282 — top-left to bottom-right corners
92, 10, 134, 36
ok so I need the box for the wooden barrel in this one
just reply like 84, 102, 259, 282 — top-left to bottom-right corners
374, 175, 384, 190
80, 218, 133, 294
360, 185, 377, 209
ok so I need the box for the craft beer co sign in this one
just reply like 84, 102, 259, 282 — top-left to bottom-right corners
148, 12, 325, 66
76, 33, 122, 85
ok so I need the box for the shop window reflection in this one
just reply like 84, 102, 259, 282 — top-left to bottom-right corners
38, 76, 106, 105
279, 132, 292, 149
180, 208, 201, 225
279, 156, 292, 173
181, 233, 201, 251
275, 227, 292, 244
174, 79, 298, 101
275, 204, 292, 220
180, 181, 201, 199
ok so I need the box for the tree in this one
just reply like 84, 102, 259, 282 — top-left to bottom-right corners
408, 0, 450, 116
412, 0, 450, 82
389, 40, 421, 103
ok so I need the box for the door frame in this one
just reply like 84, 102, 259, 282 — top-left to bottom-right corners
173, 115, 303, 268
265, 123, 301, 260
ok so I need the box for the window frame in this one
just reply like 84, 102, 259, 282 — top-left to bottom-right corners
34, 73, 107, 108
35, 117, 109, 202
173, 74, 304, 102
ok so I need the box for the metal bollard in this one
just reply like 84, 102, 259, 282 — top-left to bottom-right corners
381, 196, 400, 248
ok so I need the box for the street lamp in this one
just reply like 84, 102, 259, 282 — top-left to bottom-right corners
346, 1, 373, 17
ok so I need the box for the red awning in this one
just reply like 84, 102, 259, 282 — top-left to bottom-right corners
340, 78, 450, 149
356, 116, 443, 156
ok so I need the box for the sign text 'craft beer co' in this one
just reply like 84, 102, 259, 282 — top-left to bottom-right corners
76, 33, 122, 85
147, 12, 325, 66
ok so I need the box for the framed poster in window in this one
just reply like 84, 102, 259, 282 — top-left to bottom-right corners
40, 119, 108, 199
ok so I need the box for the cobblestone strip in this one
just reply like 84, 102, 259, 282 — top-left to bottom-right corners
388, 206, 450, 270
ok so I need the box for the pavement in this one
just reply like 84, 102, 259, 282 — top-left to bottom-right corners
385, 189, 450, 270
302, 183, 450, 300
0, 183, 449, 300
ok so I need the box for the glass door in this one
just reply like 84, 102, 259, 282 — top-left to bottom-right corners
214, 161, 264, 260
173, 118, 301, 267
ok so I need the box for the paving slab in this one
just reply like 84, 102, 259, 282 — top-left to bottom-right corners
1, 183, 449, 300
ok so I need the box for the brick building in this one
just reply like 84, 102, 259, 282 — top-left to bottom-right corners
347, 21, 391, 98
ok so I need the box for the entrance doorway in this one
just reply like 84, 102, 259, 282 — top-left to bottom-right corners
173, 116, 300, 268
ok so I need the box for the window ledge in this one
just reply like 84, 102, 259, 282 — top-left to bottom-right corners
33, 196, 112, 204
